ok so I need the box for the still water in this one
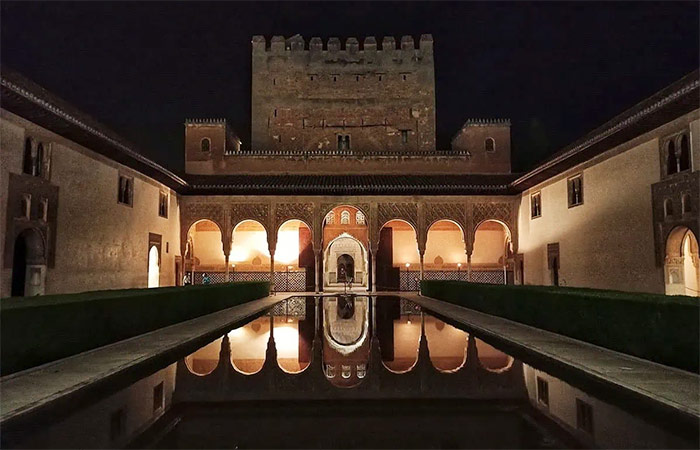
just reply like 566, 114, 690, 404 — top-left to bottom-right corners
7, 296, 699, 449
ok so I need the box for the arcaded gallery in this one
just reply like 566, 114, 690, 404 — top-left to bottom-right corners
1, 4, 699, 448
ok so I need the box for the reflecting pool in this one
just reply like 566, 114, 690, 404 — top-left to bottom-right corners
5, 296, 698, 449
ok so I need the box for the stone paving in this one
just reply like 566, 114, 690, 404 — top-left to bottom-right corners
0, 293, 303, 426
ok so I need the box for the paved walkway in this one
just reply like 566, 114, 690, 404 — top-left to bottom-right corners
402, 293, 700, 421
0, 293, 303, 427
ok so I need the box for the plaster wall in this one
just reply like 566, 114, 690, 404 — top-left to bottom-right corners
517, 133, 664, 292
1, 111, 181, 296
472, 228, 507, 266
425, 229, 466, 267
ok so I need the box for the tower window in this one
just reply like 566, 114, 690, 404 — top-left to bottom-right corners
567, 174, 583, 208
401, 130, 409, 144
337, 135, 351, 150
340, 210, 350, 224
118, 175, 133, 207
325, 211, 335, 225
158, 192, 168, 218
402, 74, 407, 81
332, 75, 338, 82
201, 138, 211, 152
273, 109, 277, 117
485, 137, 495, 152
378, 74, 383, 81
35, 143, 44, 176
531, 191, 542, 219
356, 211, 365, 225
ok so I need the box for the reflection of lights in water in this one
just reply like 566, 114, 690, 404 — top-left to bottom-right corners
229, 327, 245, 338
273, 324, 299, 357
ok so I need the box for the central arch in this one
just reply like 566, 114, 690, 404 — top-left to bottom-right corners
324, 233, 368, 287
664, 226, 699, 297
11, 228, 46, 297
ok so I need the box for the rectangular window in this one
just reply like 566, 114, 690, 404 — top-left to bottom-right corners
20, 194, 31, 219
576, 399, 594, 434
567, 174, 583, 208
118, 175, 133, 207
158, 192, 168, 218
401, 130, 409, 144
110, 408, 126, 442
40, 197, 49, 222
531, 192, 542, 219
153, 382, 164, 413
536, 377, 549, 407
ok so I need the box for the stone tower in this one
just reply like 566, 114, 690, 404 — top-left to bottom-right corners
251, 34, 436, 152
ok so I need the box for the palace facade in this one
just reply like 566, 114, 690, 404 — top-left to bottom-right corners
1, 35, 698, 298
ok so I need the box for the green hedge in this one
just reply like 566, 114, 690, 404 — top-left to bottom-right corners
0, 281, 269, 376
420, 280, 699, 373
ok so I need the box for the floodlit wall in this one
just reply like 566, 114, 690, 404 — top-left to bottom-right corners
424, 228, 466, 268
0, 110, 181, 296
518, 114, 699, 293
472, 228, 507, 267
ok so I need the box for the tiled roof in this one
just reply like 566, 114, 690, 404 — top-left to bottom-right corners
184, 174, 518, 195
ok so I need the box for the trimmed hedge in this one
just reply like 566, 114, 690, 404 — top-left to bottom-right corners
421, 280, 699, 373
0, 281, 269, 376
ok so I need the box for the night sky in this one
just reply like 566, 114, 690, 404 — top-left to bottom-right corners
1, 1, 698, 173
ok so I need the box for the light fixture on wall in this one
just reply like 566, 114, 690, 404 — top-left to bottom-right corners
457, 262, 462, 280
231, 264, 236, 282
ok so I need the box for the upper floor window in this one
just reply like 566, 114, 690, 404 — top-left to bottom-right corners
23, 138, 47, 177
337, 135, 351, 150
536, 376, 549, 407
531, 191, 542, 219
576, 399, 594, 434
340, 210, 350, 224
201, 138, 210, 152
664, 198, 674, 217
118, 175, 133, 206
666, 140, 678, 175
158, 191, 168, 218
679, 134, 691, 171
485, 137, 495, 152
356, 211, 365, 225
40, 197, 49, 222
401, 130, 409, 144
325, 211, 335, 225
567, 174, 583, 208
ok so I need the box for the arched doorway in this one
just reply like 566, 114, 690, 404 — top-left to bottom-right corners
148, 246, 160, 288
665, 227, 699, 297
377, 219, 420, 291
11, 228, 46, 297
324, 233, 367, 287
337, 254, 354, 282
425, 220, 467, 281
187, 219, 225, 284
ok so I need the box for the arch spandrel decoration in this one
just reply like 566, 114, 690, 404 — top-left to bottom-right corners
274, 202, 314, 232
425, 203, 467, 232
231, 203, 271, 231
472, 202, 513, 233
180, 203, 226, 255
377, 203, 418, 230
320, 203, 371, 223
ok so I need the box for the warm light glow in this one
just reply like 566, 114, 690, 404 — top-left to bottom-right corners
147, 246, 159, 288
275, 229, 300, 265
457, 263, 462, 268
274, 323, 300, 356
405, 263, 411, 268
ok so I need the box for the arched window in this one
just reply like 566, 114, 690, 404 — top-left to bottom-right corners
325, 211, 334, 225
485, 137, 495, 152
23, 138, 33, 175
35, 143, 44, 177
667, 140, 678, 175
201, 138, 211, 152
682, 194, 692, 214
340, 210, 350, 224
664, 198, 674, 218
355, 211, 365, 225
679, 134, 691, 171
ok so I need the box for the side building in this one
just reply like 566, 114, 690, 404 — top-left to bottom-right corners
0, 70, 185, 297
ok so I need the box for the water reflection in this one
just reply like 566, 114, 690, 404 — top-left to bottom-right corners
183, 296, 514, 380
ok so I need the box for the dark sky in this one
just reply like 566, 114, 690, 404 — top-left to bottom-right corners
2, 1, 698, 173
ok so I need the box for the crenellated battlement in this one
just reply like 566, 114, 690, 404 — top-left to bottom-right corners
185, 118, 227, 125
462, 118, 511, 127
251, 34, 434, 55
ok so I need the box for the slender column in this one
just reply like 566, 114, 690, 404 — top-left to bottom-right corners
467, 252, 472, 282
269, 251, 275, 293
371, 251, 377, 293
314, 250, 320, 294
419, 252, 425, 280
225, 255, 230, 281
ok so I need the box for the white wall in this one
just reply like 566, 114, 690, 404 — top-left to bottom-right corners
518, 114, 699, 293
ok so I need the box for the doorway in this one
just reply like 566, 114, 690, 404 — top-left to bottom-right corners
11, 228, 46, 297
337, 254, 354, 282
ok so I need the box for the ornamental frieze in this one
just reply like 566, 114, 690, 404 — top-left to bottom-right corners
473, 202, 513, 231
231, 203, 270, 230
425, 202, 467, 230
181, 203, 225, 234
377, 202, 419, 229
274, 202, 314, 230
